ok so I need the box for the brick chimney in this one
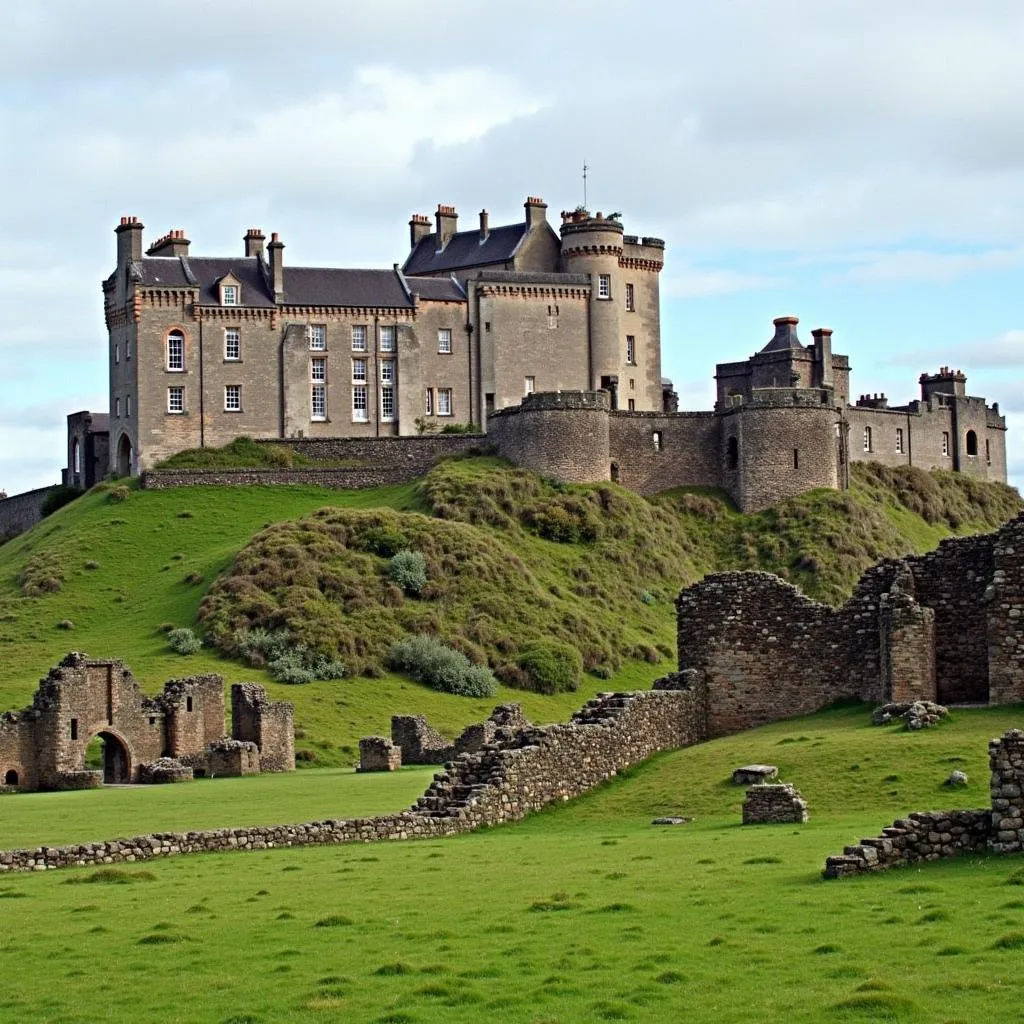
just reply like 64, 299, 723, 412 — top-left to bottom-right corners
811, 327, 834, 389
268, 232, 285, 302
435, 204, 458, 249
244, 228, 265, 258
146, 229, 190, 258
479, 209, 489, 241
525, 196, 547, 230
115, 216, 144, 268
409, 213, 431, 249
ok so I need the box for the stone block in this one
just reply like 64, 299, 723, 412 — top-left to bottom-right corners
358, 737, 402, 773
732, 764, 778, 785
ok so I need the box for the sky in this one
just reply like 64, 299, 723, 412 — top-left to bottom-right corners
2, 0, 1024, 494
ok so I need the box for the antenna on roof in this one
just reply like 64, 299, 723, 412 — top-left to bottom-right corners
582, 160, 589, 209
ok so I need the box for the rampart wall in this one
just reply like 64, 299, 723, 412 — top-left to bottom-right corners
0, 685, 705, 873
0, 487, 57, 539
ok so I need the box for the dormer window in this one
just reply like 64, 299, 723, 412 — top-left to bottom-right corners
222, 284, 239, 306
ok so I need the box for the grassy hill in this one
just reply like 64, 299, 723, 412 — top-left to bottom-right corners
2, 703, 1024, 1022
0, 459, 1018, 763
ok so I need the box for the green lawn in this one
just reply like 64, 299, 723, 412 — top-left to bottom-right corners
2, 703, 1024, 1023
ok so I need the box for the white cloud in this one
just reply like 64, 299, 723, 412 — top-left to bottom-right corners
664, 267, 784, 299
837, 248, 1024, 284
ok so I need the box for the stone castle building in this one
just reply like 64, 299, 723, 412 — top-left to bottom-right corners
71, 193, 1007, 513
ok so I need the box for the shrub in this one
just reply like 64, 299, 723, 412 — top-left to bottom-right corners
515, 640, 582, 694
167, 627, 202, 655
388, 549, 427, 595
108, 486, 131, 503
84, 560, 100, 570
439, 422, 480, 434
56, 619, 74, 631
266, 649, 315, 684
40, 486, 80, 518
183, 572, 204, 586
234, 627, 293, 667
387, 635, 497, 697
233, 628, 344, 682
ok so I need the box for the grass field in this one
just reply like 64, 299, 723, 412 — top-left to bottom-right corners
2, 703, 1024, 1023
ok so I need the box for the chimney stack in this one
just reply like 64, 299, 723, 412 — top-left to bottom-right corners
479, 209, 489, 241
244, 228, 266, 258
115, 215, 145, 267
409, 213, 431, 250
146, 228, 190, 258
811, 327, 834, 389
268, 232, 285, 303
525, 196, 547, 230
435, 204, 458, 249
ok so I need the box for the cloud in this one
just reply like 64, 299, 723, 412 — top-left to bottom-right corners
835, 248, 1024, 284
885, 330, 1024, 372
664, 267, 785, 299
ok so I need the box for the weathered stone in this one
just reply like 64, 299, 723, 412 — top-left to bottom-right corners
742, 783, 808, 825
732, 764, 778, 785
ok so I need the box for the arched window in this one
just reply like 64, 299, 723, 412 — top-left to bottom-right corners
727, 436, 739, 470
72, 438, 81, 475
3, 769, 18, 786
863, 426, 872, 453
166, 330, 185, 371
966, 430, 978, 456
652, 431, 662, 452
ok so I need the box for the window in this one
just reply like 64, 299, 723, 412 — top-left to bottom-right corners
379, 325, 396, 352
966, 429, 978, 456
126, 395, 131, 418
484, 321, 491, 333
225, 328, 240, 360
942, 431, 950, 456
629, 379, 635, 390
311, 357, 326, 383
70, 719, 78, 741
652, 431, 662, 452
222, 284, 238, 306
895, 428, 904, 454
438, 328, 452, 354
351, 357, 366, 383
863, 426, 872, 452
437, 388, 452, 417
625, 283, 635, 311
380, 359, 395, 421
186, 696, 193, 713
72, 439, 81, 474
425, 388, 434, 416
224, 385, 241, 412
166, 330, 184, 371
986, 438, 992, 465
115, 397, 121, 418
727, 436, 739, 470
309, 325, 326, 351
167, 386, 184, 414
793, 448, 799, 469
627, 398, 636, 411
352, 385, 367, 421
597, 274, 611, 299
126, 339, 132, 361
524, 376, 536, 396
311, 383, 327, 420
350, 325, 366, 351
626, 335, 636, 365
114, 344, 120, 364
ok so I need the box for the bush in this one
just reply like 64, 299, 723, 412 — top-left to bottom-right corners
108, 486, 131, 503
387, 635, 497, 697
266, 649, 315, 684
233, 628, 345, 683
389, 549, 427, 595
439, 422, 480, 434
56, 619, 74, 631
515, 640, 582, 694
40, 486, 80, 518
167, 627, 202, 655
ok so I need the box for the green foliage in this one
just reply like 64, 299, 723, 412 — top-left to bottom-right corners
40, 486, 80, 518
108, 485, 131, 503
387, 635, 498, 697
167, 627, 202, 655
233, 628, 345, 683
388, 549, 427, 594
19, 552, 64, 597
514, 640, 583, 694
438, 422, 480, 434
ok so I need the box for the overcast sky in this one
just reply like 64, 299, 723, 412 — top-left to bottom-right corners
3, 0, 1024, 493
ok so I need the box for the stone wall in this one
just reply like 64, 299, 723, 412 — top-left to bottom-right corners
824, 729, 1024, 878
391, 704, 531, 765
231, 684, 294, 772
0, 684, 706, 873
742, 783, 808, 824
0, 486, 57, 540
358, 737, 402, 772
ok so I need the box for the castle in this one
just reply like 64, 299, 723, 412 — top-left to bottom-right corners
49, 195, 1010, 516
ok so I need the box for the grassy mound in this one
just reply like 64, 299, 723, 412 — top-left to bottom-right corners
154, 435, 367, 470
199, 458, 1021, 682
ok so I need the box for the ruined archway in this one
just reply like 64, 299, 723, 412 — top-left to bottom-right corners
116, 433, 133, 477
87, 732, 132, 785
3, 769, 18, 786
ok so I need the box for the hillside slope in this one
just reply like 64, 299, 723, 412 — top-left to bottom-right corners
0, 460, 1018, 761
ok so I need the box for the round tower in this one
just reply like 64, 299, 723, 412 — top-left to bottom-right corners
560, 213, 625, 403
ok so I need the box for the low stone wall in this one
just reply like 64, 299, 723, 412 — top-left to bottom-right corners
0, 685, 706, 874
0, 486, 57, 539
742, 783, 808, 824
358, 737, 401, 772
142, 467, 423, 491
390, 704, 531, 765
824, 729, 1024, 878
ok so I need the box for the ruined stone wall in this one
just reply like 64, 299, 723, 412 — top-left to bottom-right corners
391, 714, 457, 764
987, 515, 1024, 704
230, 684, 294, 772
0, 685, 705, 873
608, 412, 720, 495
159, 675, 225, 758
0, 487, 57, 540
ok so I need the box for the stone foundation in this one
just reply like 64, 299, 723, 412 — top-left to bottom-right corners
742, 783, 808, 824
138, 758, 193, 784
358, 737, 401, 772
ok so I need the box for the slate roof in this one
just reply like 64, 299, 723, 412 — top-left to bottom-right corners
135, 257, 465, 308
402, 222, 527, 276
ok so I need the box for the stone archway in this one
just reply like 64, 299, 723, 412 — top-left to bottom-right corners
116, 433, 133, 477
3, 769, 18, 786
88, 732, 132, 784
